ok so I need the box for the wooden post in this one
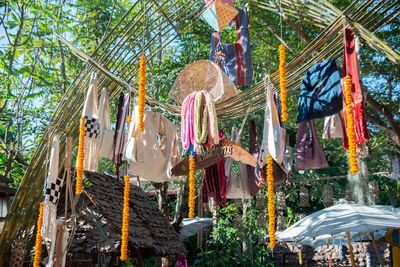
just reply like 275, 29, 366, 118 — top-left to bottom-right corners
346, 232, 356, 267
371, 232, 384, 266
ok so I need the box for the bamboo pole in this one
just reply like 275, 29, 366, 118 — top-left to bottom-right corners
371, 232, 384, 266
346, 232, 356, 267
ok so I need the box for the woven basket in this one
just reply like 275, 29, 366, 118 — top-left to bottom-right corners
299, 187, 310, 207
169, 60, 239, 104
10, 239, 27, 267
323, 184, 333, 206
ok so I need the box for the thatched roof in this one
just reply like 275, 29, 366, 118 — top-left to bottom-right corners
69, 171, 185, 257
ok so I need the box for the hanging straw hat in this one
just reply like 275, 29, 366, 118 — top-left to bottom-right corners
169, 60, 239, 104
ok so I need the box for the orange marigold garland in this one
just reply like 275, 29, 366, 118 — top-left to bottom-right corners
279, 44, 288, 122
267, 155, 276, 248
76, 117, 85, 195
120, 175, 130, 261
344, 76, 359, 174
127, 115, 132, 123
138, 56, 146, 132
188, 156, 196, 218
33, 202, 44, 267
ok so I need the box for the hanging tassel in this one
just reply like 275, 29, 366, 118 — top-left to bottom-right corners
76, 117, 85, 195
298, 250, 303, 265
344, 76, 359, 174
120, 175, 130, 261
188, 156, 196, 218
33, 202, 44, 267
267, 155, 276, 248
279, 44, 288, 122
138, 56, 146, 132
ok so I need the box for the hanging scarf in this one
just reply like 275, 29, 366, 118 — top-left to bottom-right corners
342, 28, 369, 148
247, 119, 261, 194
42, 135, 63, 267
113, 93, 130, 176
181, 90, 219, 152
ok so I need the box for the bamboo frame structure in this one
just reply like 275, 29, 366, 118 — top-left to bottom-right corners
0, 0, 398, 263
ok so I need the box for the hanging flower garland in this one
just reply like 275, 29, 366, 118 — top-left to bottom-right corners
266, 155, 276, 248
298, 250, 303, 265
76, 116, 86, 195
279, 44, 288, 122
188, 156, 196, 218
127, 115, 132, 123
138, 55, 146, 132
344, 76, 359, 174
33, 202, 44, 267
120, 175, 130, 261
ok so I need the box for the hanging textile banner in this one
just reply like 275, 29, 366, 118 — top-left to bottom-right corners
42, 135, 64, 267
210, 7, 252, 86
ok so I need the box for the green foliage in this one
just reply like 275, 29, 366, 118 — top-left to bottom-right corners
194, 204, 275, 267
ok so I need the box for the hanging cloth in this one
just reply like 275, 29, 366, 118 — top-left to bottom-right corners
81, 73, 101, 170
98, 89, 114, 160
246, 119, 262, 195
42, 135, 63, 267
295, 120, 329, 171
125, 100, 182, 182
259, 78, 286, 164
225, 128, 258, 199
209, 7, 253, 86
113, 93, 130, 177
202, 159, 227, 207
342, 28, 369, 148
322, 112, 344, 139
297, 58, 343, 123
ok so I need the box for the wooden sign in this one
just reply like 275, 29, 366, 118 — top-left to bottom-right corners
171, 138, 257, 176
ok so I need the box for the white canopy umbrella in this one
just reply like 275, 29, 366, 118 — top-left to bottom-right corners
278, 202, 400, 266
278, 203, 400, 241
180, 218, 213, 239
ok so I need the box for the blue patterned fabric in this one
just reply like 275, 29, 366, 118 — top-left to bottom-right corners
297, 58, 343, 123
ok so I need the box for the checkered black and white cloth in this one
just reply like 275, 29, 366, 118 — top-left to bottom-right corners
45, 177, 64, 205
84, 115, 100, 138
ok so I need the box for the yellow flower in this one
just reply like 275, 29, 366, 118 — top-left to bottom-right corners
344, 76, 359, 174
279, 45, 288, 122
120, 176, 131, 261
267, 155, 276, 248
76, 117, 85, 195
33, 202, 44, 267
188, 156, 196, 218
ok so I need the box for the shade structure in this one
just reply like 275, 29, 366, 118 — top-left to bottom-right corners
278, 202, 400, 242
201, 0, 238, 32
180, 218, 213, 238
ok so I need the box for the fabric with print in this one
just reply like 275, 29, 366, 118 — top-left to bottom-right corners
113, 93, 130, 177
42, 135, 63, 267
210, 7, 252, 86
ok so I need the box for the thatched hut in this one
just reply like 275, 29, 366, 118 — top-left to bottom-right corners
66, 171, 185, 266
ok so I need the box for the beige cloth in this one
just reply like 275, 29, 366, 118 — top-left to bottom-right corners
322, 112, 344, 139
81, 73, 100, 170
125, 102, 182, 182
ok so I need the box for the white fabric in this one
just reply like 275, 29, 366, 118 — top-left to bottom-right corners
98, 89, 114, 160
225, 127, 253, 199
322, 113, 344, 139
81, 73, 100, 170
180, 218, 213, 238
125, 102, 182, 182
278, 202, 400, 243
259, 79, 286, 165
42, 135, 61, 267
